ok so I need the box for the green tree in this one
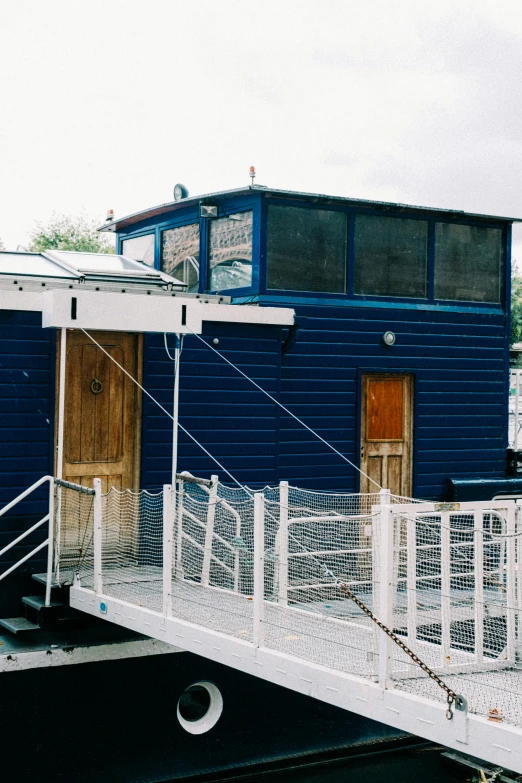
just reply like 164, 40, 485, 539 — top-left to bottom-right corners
512, 262, 522, 348
27, 213, 114, 254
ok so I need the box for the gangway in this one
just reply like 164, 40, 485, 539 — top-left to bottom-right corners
23, 472, 521, 775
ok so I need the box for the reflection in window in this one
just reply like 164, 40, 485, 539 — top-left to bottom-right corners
161, 224, 200, 292
209, 212, 253, 291
354, 215, 428, 298
266, 206, 346, 293
121, 234, 155, 267
434, 223, 503, 303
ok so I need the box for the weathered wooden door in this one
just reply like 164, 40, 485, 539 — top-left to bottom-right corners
58, 330, 142, 492
360, 374, 413, 496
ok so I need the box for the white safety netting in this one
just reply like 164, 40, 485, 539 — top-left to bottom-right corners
60, 477, 522, 728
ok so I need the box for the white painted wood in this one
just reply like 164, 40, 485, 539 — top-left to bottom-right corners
0, 291, 42, 311
93, 478, 103, 594
253, 493, 265, 648
41, 289, 295, 333
70, 585, 522, 775
201, 476, 219, 588
42, 289, 204, 333
162, 485, 173, 617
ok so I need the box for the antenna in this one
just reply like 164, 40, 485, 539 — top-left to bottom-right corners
249, 165, 256, 185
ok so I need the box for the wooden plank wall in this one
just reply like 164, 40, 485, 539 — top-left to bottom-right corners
0, 310, 53, 570
277, 304, 507, 498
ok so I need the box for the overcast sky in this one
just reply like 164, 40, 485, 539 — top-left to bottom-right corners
1, 0, 522, 257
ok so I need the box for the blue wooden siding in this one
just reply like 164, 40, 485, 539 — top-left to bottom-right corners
0, 311, 53, 570
141, 322, 282, 490
277, 303, 507, 498
141, 304, 507, 500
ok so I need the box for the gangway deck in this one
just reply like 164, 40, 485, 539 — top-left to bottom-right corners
7, 474, 522, 774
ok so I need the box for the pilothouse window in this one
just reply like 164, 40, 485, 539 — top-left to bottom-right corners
209, 211, 253, 291
434, 222, 502, 303
266, 205, 347, 293
161, 223, 200, 292
354, 215, 428, 299
121, 234, 155, 267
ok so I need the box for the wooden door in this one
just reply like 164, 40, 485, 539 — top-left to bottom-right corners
360, 374, 413, 497
58, 330, 142, 492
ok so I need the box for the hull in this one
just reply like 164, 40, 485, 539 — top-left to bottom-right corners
1, 650, 405, 783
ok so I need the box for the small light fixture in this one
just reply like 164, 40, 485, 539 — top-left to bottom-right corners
106, 209, 114, 221
249, 165, 256, 185
382, 331, 396, 346
173, 183, 189, 202
200, 204, 218, 218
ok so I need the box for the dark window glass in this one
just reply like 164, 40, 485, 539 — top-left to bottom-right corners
161, 223, 200, 293
209, 212, 253, 291
121, 234, 155, 266
267, 206, 346, 293
434, 223, 503, 303
354, 215, 428, 298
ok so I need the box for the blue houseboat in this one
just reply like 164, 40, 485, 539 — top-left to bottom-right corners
0, 183, 518, 781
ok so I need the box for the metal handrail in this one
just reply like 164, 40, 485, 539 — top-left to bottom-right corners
0, 475, 55, 604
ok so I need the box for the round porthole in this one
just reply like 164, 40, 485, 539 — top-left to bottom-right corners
177, 681, 223, 734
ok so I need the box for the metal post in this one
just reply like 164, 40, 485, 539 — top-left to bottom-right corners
440, 511, 451, 671
175, 477, 184, 579
253, 492, 265, 648
513, 370, 520, 454
378, 488, 393, 687
45, 477, 55, 606
163, 484, 173, 617
93, 478, 103, 594
441, 511, 451, 671
171, 334, 181, 489
406, 513, 418, 660
506, 504, 516, 664
202, 475, 218, 588
474, 509, 484, 664
55, 327, 67, 583
277, 480, 289, 606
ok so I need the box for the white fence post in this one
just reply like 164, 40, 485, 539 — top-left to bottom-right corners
277, 480, 289, 606
202, 475, 219, 588
406, 512, 418, 660
441, 511, 451, 672
175, 477, 184, 579
378, 488, 393, 688
93, 478, 103, 595
163, 484, 173, 617
506, 503, 516, 664
253, 492, 265, 648
474, 509, 484, 665
45, 477, 55, 606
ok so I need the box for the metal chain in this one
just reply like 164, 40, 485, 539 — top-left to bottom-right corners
335, 578, 462, 716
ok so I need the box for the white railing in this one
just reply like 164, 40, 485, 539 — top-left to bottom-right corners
0, 476, 95, 606
509, 369, 522, 451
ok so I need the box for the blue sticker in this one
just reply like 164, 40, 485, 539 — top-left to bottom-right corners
99, 602, 107, 614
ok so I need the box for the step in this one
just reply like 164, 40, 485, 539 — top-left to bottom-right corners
0, 617, 40, 634
22, 595, 64, 611
31, 573, 62, 589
